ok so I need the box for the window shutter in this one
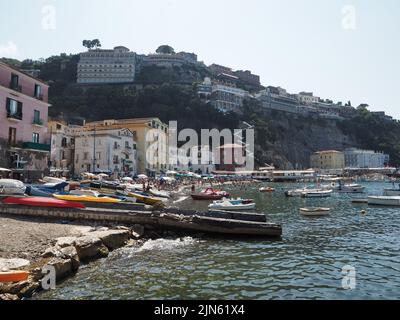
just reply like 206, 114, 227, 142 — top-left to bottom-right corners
6, 98, 10, 113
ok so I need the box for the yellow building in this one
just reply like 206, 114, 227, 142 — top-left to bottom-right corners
310, 150, 345, 170
84, 118, 169, 175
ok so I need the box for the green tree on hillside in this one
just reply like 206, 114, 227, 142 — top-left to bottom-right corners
82, 39, 102, 50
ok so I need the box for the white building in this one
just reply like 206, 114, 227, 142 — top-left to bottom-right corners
74, 127, 137, 177
48, 121, 77, 177
77, 46, 136, 84
344, 148, 389, 168
211, 84, 249, 113
296, 92, 320, 105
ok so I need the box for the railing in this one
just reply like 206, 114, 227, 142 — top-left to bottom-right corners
35, 94, 44, 101
32, 118, 43, 126
9, 82, 22, 92
7, 112, 22, 120
22, 142, 51, 152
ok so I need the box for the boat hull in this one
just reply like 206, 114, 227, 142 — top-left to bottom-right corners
53, 194, 120, 203
0, 270, 29, 283
368, 196, 400, 206
300, 207, 330, 216
2, 196, 85, 209
208, 203, 256, 211
191, 194, 224, 200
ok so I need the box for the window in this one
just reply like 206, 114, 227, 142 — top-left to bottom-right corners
33, 110, 41, 125
34, 84, 42, 99
6, 98, 23, 120
10, 74, 20, 91
32, 133, 39, 143
83, 152, 89, 160
8, 127, 16, 146
96, 152, 101, 160
61, 137, 67, 147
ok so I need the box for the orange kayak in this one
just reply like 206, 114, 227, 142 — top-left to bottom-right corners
0, 270, 29, 283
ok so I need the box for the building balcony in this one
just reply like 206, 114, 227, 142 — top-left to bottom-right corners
22, 142, 51, 152
35, 94, 44, 101
7, 112, 23, 121
32, 118, 44, 126
9, 82, 22, 92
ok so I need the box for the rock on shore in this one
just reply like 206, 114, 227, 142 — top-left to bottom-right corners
0, 225, 143, 300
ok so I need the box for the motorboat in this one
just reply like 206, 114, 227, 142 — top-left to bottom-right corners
191, 188, 230, 200
0, 179, 26, 195
383, 188, 400, 196
301, 189, 332, 198
367, 196, 400, 206
285, 187, 321, 197
299, 207, 330, 216
259, 187, 275, 192
338, 184, 365, 193
208, 198, 256, 211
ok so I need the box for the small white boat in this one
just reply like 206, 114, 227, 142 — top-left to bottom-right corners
208, 198, 256, 211
301, 189, 332, 198
383, 189, 400, 196
259, 187, 275, 192
367, 196, 400, 206
300, 207, 330, 216
285, 187, 319, 197
338, 184, 365, 193
0, 179, 26, 195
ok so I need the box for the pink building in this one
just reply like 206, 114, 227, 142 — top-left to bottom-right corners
0, 61, 51, 181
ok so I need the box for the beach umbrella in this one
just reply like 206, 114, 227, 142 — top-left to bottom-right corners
0, 168, 11, 172
122, 177, 133, 182
137, 174, 148, 179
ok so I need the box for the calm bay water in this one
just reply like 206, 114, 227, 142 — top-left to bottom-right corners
37, 182, 400, 300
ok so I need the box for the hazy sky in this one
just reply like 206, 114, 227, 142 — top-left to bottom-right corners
2, 0, 399, 118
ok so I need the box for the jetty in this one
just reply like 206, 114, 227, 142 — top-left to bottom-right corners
0, 204, 282, 238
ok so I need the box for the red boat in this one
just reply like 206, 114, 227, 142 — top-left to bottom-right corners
191, 188, 230, 200
2, 197, 85, 209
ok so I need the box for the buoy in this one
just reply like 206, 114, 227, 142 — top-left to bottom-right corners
361, 210, 366, 215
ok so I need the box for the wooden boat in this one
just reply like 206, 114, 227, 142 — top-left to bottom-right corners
0, 179, 26, 195
53, 194, 120, 203
2, 196, 85, 208
300, 207, 330, 216
367, 196, 400, 206
124, 191, 164, 206
208, 198, 256, 211
301, 189, 332, 198
259, 187, 275, 192
0, 270, 29, 283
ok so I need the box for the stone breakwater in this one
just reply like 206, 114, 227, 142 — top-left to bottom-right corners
0, 224, 146, 300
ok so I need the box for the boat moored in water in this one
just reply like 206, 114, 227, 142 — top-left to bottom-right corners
367, 196, 400, 206
299, 207, 330, 216
301, 189, 333, 198
208, 198, 256, 211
